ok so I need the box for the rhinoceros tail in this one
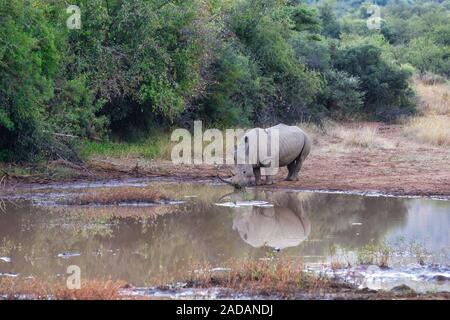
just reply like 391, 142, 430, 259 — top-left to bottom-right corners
299, 133, 311, 162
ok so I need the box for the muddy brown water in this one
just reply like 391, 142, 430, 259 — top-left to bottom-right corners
1, 179, 449, 295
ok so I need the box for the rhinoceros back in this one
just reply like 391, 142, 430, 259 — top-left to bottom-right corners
242, 124, 308, 167
267, 124, 307, 167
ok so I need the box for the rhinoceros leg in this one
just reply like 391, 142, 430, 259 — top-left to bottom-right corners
286, 162, 296, 181
253, 167, 262, 186
265, 175, 273, 185
286, 135, 311, 182
286, 154, 304, 181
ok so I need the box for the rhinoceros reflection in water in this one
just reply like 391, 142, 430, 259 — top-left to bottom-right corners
232, 203, 311, 250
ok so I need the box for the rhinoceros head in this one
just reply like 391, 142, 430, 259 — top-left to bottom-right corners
218, 164, 253, 188
231, 164, 254, 186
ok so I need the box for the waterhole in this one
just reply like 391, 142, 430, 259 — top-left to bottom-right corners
1, 179, 449, 294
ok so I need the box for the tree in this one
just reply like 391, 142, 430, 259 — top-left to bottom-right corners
334, 38, 414, 120
0, 0, 59, 161
318, 1, 341, 38
406, 37, 449, 77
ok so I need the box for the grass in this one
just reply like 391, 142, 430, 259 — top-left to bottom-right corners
0, 238, 15, 257
298, 121, 394, 149
404, 115, 450, 146
296, 121, 324, 145
51, 205, 176, 221
67, 186, 169, 205
0, 277, 125, 300
2, 256, 448, 300
79, 134, 174, 161
357, 243, 391, 268
169, 257, 333, 298
325, 122, 394, 149
403, 78, 450, 147
413, 78, 450, 116
0, 175, 5, 212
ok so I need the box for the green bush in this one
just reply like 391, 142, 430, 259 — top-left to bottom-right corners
320, 70, 365, 118
6, 0, 448, 162
333, 38, 415, 120
0, 0, 59, 161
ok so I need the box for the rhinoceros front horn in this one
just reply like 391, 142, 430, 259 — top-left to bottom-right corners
217, 174, 242, 189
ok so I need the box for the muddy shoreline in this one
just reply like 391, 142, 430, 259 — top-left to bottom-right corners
3, 168, 449, 201
2, 121, 450, 199
121, 284, 450, 300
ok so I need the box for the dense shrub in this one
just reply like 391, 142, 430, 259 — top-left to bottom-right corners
320, 70, 365, 118
7, 0, 450, 161
0, 0, 59, 161
333, 36, 415, 120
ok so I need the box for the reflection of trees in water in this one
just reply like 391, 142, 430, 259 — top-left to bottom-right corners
0, 191, 408, 285
0, 199, 265, 285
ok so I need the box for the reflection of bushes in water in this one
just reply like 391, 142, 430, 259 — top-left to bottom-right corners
66, 187, 167, 205
0, 201, 264, 285
0, 190, 409, 286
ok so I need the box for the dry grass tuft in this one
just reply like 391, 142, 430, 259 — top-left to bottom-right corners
297, 122, 324, 145
50, 205, 175, 221
324, 122, 394, 149
0, 277, 125, 300
404, 115, 450, 146
414, 78, 450, 116
68, 186, 169, 205
52, 280, 125, 300
404, 79, 450, 147
181, 258, 332, 297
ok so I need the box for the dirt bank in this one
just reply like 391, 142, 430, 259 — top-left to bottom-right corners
1, 122, 449, 198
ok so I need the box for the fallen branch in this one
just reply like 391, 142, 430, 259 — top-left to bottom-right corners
1, 169, 10, 177
43, 131, 80, 139
44, 131, 101, 142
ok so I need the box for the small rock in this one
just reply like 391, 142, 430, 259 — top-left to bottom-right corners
360, 287, 378, 294
390, 284, 416, 294
120, 283, 133, 289
433, 275, 449, 282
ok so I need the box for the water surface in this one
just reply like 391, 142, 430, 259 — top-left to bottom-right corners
1, 180, 449, 294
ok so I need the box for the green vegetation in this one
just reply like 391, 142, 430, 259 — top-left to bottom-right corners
357, 242, 391, 267
79, 137, 170, 160
1, 0, 449, 161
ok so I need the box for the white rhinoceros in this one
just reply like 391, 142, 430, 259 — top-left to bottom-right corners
219, 124, 311, 187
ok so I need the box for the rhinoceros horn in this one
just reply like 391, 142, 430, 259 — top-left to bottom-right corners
217, 170, 242, 189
